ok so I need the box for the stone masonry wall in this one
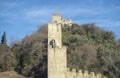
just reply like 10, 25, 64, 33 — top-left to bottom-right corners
48, 45, 67, 78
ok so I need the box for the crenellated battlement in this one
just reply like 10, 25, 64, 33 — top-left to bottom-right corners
66, 68, 107, 78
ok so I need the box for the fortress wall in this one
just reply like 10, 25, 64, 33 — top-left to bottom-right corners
62, 20, 72, 26
66, 68, 107, 78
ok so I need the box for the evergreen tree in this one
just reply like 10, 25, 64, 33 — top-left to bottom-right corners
0, 32, 16, 71
1, 31, 7, 45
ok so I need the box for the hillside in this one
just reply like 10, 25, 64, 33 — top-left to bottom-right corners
0, 71, 25, 78
0, 23, 120, 78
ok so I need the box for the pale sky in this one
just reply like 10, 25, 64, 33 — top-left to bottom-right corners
0, 0, 120, 44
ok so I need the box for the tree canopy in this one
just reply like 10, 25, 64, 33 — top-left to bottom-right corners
0, 23, 120, 78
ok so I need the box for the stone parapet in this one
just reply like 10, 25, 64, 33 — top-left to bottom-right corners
66, 68, 107, 78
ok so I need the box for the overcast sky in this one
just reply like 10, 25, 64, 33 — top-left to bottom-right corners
0, 0, 120, 44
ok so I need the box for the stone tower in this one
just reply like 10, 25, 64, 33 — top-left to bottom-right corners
47, 14, 107, 78
48, 14, 62, 48
48, 14, 68, 78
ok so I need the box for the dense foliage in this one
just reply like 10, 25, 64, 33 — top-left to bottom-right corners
62, 24, 120, 78
0, 23, 120, 78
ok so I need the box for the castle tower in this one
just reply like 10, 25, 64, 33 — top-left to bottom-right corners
48, 14, 67, 78
48, 14, 107, 78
